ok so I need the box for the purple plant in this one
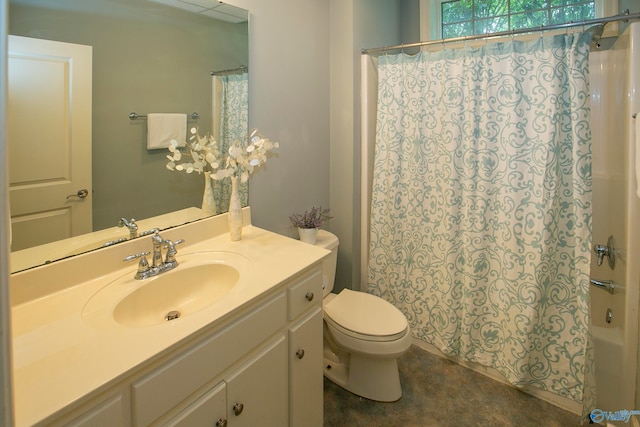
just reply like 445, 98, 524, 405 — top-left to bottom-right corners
289, 206, 332, 229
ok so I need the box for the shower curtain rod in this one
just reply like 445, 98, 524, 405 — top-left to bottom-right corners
361, 10, 640, 54
210, 65, 248, 76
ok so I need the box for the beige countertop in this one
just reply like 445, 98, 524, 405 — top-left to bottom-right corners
10, 209, 329, 426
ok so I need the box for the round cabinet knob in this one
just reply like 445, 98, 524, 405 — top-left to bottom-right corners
305, 291, 314, 302
233, 402, 244, 416
215, 418, 228, 427
296, 349, 305, 359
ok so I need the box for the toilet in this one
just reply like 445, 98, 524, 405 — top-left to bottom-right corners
314, 230, 412, 402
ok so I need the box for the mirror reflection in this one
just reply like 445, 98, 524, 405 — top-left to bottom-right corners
8, 0, 249, 273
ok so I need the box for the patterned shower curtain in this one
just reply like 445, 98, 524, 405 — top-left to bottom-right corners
212, 72, 249, 212
367, 33, 595, 415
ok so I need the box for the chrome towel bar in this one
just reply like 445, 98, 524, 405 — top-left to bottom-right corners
129, 112, 199, 120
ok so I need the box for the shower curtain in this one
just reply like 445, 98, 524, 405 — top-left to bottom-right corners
212, 72, 249, 211
367, 33, 595, 415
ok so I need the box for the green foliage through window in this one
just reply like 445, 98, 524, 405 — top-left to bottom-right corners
441, 0, 596, 38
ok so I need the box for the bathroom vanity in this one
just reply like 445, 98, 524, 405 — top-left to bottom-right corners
10, 208, 327, 426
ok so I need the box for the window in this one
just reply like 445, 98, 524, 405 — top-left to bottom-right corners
440, 0, 596, 39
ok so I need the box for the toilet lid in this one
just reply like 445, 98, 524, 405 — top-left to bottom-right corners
324, 289, 408, 339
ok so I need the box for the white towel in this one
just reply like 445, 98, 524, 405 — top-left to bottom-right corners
636, 113, 640, 198
146, 113, 187, 150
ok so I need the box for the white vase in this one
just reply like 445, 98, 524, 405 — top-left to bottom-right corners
201, 171, 216, 215
298, 227, 318, 244
228, 176, 242, 241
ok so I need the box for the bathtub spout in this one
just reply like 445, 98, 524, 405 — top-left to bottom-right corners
590, 278, 615, 294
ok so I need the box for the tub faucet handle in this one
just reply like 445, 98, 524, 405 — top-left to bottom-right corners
593, 235, 616, 270
594, 244, 609, 266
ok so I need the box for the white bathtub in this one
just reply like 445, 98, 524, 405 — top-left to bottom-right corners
588, 20, 640, 419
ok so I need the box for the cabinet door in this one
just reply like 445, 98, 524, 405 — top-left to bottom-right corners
289, 307, 323, 427
226, 336, 287, 427
166, 382, 227, 427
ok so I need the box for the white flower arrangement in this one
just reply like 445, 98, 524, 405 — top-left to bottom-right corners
166, 127, 279, 183
166, 127, 221, 174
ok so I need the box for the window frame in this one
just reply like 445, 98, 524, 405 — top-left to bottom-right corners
420, 0, 619, 41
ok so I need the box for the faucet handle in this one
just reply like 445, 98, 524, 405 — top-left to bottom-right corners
123, 251, 151, 263
139, 227, 160, 237
164, 239, 185, 264
124, 251, 151, 278
593, 235, 616, 270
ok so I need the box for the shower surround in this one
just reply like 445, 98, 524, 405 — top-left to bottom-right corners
360, 21, 640, 420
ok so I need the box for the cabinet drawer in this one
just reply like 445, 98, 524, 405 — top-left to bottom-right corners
65, 394, 124, 427
287, 269, 322, 320
132, 293, 286, 427
165, 381, 226, 427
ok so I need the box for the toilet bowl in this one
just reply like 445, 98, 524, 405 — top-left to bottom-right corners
313, 230, 411, 402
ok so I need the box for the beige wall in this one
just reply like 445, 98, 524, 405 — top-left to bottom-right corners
0, 0, 12, 422
229, 0, 414, 292
329, 0, 418, 292
226, 0, 331, 238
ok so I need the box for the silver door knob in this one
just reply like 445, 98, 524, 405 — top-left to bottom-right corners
233, 402, 244, 416
305, 291, 314, 302
215, 418, 228, 427
296, 349, 305, 359
66, 189, 88, 199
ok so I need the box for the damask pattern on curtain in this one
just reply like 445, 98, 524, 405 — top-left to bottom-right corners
367, 33, 595, 414
212, 72, 249, 212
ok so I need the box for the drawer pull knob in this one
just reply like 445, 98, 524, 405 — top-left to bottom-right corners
233, 402, 244, 416
305, 291, 314, 302
216, 418, 228, 427
296, 349, 305, 359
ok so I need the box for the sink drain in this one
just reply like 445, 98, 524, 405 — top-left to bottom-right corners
165, 310, 181, 321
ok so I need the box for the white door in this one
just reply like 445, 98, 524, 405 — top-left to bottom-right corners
8, 35, 92, 251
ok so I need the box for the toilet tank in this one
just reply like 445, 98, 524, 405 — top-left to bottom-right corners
314, 230, 339, 296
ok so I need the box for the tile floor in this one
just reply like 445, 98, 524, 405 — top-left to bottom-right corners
323, 345, 589, 427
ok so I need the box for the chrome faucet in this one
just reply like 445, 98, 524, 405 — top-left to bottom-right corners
151, 232, 165, 268
118, 217, 139, 239
124, 231, 184, 280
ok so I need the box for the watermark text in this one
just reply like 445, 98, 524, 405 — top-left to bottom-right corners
590, 409, 640, 424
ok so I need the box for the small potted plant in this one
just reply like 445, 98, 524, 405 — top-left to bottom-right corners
289, 206, 332, 244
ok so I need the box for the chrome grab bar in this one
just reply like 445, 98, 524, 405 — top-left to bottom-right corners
590, 279, 615, 294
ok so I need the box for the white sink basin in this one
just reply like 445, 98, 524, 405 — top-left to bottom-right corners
82, 251, 252, 327
113, 263, 240, 327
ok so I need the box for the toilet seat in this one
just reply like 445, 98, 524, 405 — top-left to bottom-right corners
324, 289, 408, 342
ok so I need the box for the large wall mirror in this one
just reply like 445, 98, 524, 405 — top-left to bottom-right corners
8, 0, 249, 273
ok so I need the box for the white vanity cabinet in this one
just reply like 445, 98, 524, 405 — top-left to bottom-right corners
37, 264, 323, 427
287, 270, 324, 427
166, 336, 287, 427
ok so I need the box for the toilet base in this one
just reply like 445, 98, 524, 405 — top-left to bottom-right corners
323, 348, 403, 402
